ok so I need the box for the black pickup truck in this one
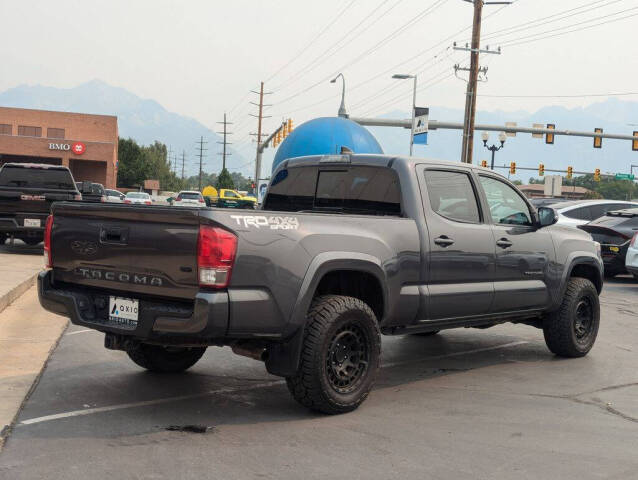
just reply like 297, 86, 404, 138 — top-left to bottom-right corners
0, 163, 80, 245
38, 155, 603, 413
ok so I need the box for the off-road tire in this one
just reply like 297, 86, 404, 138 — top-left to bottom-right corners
543, 277, 599, 358
286, 295, 381, 414
126, 344, 206, 373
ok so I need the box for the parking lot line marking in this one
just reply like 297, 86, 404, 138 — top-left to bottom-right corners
20, 380, 286, 425
65, 329, 95, 336
381, 341, 528, 369
19, 340, 528, 426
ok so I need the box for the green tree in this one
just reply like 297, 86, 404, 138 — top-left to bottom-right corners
117, 138, 184, 191
216, 168, 235, 189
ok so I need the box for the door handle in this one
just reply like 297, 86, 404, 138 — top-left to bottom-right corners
496, 238, 513, 249
434, 236, 454, 247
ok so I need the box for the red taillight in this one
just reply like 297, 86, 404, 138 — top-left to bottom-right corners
145, 200, 152, 205
199, 198, 204, 203
74, 194, 82, 201
197, 225, 237, 288
631, 233, 638, 248
44, 215, 53, 268
100, 196, 106, 202
124, 199, 131, 204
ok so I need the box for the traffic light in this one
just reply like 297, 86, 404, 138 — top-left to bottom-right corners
546, 124, 555, 144
594, 168, 601, 182
567, 166, 573, 179
273, 135, 278, 147
539, 163, 545, 176
480, 160, 488, 168
633, 131, 638, 151
282, 122, 288, 138
593, 128, 603, 149
275, 130, 282, 145
287, 118, 293, 133
510, 162, 516, 174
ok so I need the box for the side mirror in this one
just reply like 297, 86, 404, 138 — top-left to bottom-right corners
537, 207, 558, 227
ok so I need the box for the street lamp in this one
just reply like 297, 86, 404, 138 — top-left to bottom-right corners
482, 131, 507, 170
392, 73, 417, 156
330, 73, 348, 118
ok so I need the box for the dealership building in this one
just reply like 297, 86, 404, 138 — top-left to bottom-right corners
0, 107, 118, 188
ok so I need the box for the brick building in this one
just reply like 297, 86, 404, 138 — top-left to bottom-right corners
0, 107, 118, 188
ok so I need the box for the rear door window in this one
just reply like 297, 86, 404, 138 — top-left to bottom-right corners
563, 206, 592, 221
424, 170, 481, 223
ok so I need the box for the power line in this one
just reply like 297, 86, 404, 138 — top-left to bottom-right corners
275, 0, 450, 107
500, 5, 638, 47
479, 0, 620, 41
264, 0, 358, 84
272, 0, 402, 91
478, 91, 638, 98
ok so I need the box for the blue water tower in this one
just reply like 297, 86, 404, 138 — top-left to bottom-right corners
272, 117, 383, 172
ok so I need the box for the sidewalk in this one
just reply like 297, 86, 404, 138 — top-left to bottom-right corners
0, 250, 44, 314
0, 287, 68, 448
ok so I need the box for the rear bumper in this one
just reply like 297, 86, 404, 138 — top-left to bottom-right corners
37, 270, 229, 340
0, 214, 47, 235
601, 244, 629, 274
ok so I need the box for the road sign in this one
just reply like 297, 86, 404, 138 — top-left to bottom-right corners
615, 173, 635, 181
413, 107, 429, 145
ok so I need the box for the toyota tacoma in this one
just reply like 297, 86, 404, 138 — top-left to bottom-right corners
38, 155, 604, 413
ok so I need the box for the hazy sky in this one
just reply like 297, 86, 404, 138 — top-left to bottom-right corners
2, 0, 637, 158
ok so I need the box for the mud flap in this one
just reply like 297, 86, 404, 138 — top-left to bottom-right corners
265, 327, 304, 377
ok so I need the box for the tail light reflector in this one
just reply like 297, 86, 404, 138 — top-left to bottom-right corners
197, 225, 237, 288
73, 194, 82, 201
631, 233, 638, 248
145, 200, 152, 205
199, 198, 205, 203
44, 215, 53, 268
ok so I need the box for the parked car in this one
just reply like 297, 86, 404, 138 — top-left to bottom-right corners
544, 199, 638, 227
75, 181, 106, 203
174, 190, 205, 206
105, 189, 125, 202
580, 208, 638, 277
625, 229, 638, 279
123, 191, 152, 205
39, 155, 603, 414
0, 163, 81, 245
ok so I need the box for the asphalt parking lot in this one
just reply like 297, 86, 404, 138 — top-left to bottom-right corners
1, 277, 637, 480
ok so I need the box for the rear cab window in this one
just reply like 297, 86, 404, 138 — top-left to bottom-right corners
264, 165, 402, 216
0, 165, 76, 190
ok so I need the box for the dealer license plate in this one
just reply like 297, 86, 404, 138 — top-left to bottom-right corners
108, 296, 139, 327
24, 218, 41, 227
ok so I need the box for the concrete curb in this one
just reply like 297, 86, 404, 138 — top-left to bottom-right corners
0, 272, 39, 316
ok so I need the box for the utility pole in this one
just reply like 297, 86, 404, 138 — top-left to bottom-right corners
250, 82, 272, 185
461, 0, 483, 164
167, 146, 173, 173
181, 151, 186, 180
458, 0, 509, 164
196, 136, 208, 191
216, 113, 233, 170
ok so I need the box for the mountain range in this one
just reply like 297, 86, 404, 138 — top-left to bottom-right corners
1, 80, 636, 182
0, 80, 248, 177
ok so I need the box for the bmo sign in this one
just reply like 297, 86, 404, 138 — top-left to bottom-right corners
49, 142, 86, 155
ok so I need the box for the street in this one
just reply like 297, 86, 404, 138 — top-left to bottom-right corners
0, 276, 636, 480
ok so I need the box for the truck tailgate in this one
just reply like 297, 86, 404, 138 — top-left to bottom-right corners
50, 202, 202, 299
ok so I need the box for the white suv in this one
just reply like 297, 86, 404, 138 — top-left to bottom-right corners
545, 200, 638, 227
174, 190, 205, 206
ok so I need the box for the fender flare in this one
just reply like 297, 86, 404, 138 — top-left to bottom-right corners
265, 252, 386, 377
554, 253, 603, 308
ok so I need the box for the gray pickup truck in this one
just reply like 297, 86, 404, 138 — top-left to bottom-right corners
38, 155, 603, 414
